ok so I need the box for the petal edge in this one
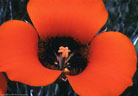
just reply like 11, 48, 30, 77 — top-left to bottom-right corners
67, 32, 137, 96
0, 20, 61, 86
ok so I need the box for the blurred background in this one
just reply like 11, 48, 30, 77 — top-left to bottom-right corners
0, 0, 138, 96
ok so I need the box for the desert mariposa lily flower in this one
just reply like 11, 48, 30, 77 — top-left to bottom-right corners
0, 73, 7, 94
0, 0, 137, 96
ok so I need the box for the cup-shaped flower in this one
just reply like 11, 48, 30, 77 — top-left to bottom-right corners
0, 0, 137, 96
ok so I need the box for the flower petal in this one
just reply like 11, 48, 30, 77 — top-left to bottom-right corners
27, 0, 108, 44
0, 73, 7, 94
0, 20, 61, 86
67, 32, 137, 96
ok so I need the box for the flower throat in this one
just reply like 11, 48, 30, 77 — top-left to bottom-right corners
38, 37, 89, 76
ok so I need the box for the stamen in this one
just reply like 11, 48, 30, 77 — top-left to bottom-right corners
38, 37, 88, 76
54, 61, 58, 65
63, 68, 70, 74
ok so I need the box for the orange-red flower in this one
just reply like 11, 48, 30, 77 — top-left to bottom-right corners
0, 73, 7, 94
0, 0, 137, 96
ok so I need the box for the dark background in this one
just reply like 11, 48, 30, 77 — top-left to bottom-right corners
0, 0, 138, 96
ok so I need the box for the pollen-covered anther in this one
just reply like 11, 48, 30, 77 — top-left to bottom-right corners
63, 68, 70, 74
54, 61, 58, 65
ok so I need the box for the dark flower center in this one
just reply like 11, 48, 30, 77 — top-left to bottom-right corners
38, 37, 89, 76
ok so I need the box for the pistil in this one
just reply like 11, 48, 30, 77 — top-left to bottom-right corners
58, 46, 71, 70
38, 37, 88, 76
